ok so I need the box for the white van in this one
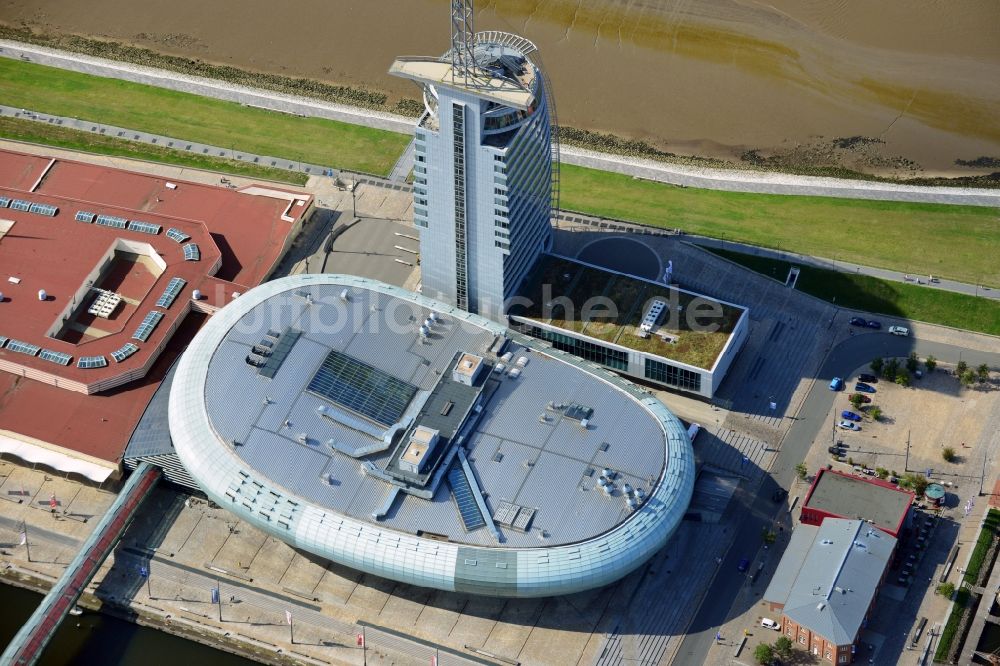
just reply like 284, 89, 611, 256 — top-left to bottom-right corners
761, 618, 781, 631
888, 325, 909, 336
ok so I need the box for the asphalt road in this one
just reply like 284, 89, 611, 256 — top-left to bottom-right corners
676, 333, 1000, 664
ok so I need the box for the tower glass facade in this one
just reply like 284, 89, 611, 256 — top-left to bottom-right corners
394, 34, 554, 322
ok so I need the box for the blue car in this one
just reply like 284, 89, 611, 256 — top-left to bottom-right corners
738, 557, 750, 572
830, 377, 844, 391
841, 410, 862, 422
855, 382, 877, 393
866, 320, 882, 329
849, 317, 867, 327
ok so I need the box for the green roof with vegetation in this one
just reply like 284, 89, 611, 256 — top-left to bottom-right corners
510, 254, 744, 370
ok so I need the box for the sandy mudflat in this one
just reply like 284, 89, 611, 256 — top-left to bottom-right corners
1, 0, 998, 175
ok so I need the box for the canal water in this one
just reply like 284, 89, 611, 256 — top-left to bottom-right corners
0, 584, 258, 665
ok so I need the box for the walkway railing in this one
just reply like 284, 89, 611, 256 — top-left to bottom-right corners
1, 462, 161, 666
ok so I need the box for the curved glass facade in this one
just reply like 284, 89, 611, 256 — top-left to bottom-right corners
169, 275, 695, 597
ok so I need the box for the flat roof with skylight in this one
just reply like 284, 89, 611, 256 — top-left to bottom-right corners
169, 274, 695, 597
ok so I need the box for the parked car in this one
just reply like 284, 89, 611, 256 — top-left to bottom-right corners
858, 373, 878, 383
855, 382, 876, 393
828, 445, 845, 455
737, 557, 750, 572
761, 618, 781, 630
866, 320, 882, 329
849, 393, 872, 404
849, 317, 867, 327
841, 410, 862, 422
838, 420, 861, 431
889, 325, 909, 336
830, 377, 844, 391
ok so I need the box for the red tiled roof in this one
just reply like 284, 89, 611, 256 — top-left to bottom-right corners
0, 149, 311, 462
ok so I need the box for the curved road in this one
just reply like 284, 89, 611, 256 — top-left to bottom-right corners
676, 333, 1000, 665
2, 40, 999, 207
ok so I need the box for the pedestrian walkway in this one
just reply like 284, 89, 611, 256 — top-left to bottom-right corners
0, 104, 338, 179
3, 39, 998, 207
692, 235, 1000, 301
1, 462, 161, 666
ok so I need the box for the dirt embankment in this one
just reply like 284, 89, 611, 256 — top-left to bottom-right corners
1, 0, 998, 179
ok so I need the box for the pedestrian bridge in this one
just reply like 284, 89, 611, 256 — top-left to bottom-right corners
0, 462, 160, 666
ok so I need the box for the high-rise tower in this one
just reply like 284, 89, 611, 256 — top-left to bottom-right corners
390, 1, 558, 322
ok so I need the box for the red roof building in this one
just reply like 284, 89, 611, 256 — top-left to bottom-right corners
800, 468, 914, 538
0, 149, 312, 480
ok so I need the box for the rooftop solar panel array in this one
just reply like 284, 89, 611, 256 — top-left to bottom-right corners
166, 228, 190, 243
77, 355, 108, 369
132, 310, 164, 342
29, 203, 58, 217
155, 277, 187, 308
128, 220, 161, 235
182, 243, 201, 261
0, 197, 10, 208
75, 211, 96, 223
5, 339, 40, 356
306, 350, 418, 427
10, 199, 31, 212
39, 349, 72, 366
111, 343, 139, 363
96, 214, 128, 229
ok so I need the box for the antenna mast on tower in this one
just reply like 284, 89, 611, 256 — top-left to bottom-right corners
450, 0, 476, 85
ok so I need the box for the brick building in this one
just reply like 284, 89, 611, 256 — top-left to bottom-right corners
763, 518, 896, 663
800, 468, 914, 537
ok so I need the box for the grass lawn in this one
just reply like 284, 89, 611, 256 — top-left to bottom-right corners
0, 117, 308, 185
705, 248, 1000, 336
0, 58, 410, 176
559, 163, 1000, 287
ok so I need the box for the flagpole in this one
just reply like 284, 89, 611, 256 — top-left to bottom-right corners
21, 521, 31, 562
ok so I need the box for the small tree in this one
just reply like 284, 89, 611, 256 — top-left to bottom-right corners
895, 370, 911, 387
775, 636, 793, 659
755, 642, 775, 665
978, 363, 991, 384
903, 473, 930, 497
925, 355, 937, 373
961, 370, 977, 387
761, 527, 777, 545
870, 405, 883, 421
943, 447, 956, 462
884, 358, 901, 381
876, 467, 889, 479
870, 357, 885, 377
957, 360, 969, 376
795, 462, 808, 480
850, 393, 865, 410
906, 352, 919, 374
936, 582, 956, 598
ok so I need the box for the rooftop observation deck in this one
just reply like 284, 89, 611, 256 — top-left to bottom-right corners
389, 56, 537, 110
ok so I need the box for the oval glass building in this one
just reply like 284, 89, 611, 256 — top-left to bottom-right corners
169, 274, 694, 597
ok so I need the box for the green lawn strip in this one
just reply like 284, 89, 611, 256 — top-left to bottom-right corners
558, 163, 1000, 287
934, 587, 971, 663
963, 508, 1000, 586
0, 58, 410, 176
703, 248, 1000, 336
0, 116, 308, 185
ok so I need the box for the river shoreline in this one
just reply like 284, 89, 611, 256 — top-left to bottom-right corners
0, 564, 299, 666
1, 0, 997, 180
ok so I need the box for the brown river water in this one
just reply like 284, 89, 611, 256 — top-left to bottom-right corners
1, 0, 998, 176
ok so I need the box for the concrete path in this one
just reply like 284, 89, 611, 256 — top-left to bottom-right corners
389, 139, 415, 183
690, 235, 1000, 300
0, 104, 336, 179
3, 40, 999, 207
